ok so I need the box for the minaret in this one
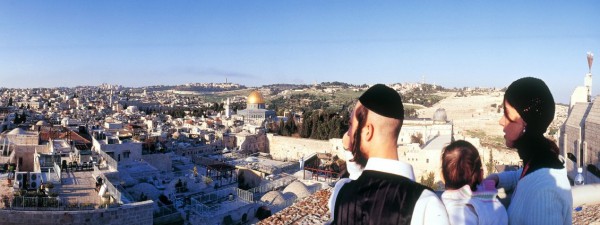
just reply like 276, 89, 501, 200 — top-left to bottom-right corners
570, 52, 595, 109
586, 52, 594, 102
225, 98, 231, 118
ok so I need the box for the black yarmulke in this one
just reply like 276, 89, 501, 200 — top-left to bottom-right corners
359, 84, 404, 120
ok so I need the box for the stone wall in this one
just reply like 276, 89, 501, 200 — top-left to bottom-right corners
267, 135, 345, 161
0, 200, 153, 225
237, 133, 269, 153
562, 102, 591, 178
585, 100, 600, 184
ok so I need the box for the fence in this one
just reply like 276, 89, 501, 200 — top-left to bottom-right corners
303, 167, 340, 182
95, 149, 118, 171
189, 187, 254, 217
3, 196, 118, 211
154, 204, 180, 218
95, 171, 123, 204
9, 196, 61, 210
237, 188, 253, 203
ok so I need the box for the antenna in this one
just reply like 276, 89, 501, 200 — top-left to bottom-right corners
588, 52, 594, 74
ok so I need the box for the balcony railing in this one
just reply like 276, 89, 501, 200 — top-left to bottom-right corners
2, 196, 119, 211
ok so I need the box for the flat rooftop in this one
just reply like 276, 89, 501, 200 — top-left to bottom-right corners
58, 171, 102, 205
0, 170, 101, 209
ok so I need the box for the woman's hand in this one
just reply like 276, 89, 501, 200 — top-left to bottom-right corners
485, 174, 500, 188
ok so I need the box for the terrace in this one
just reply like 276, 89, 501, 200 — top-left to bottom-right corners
0, 169, 119, 210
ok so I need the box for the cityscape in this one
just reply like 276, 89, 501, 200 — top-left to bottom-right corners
1, 1, 600, 225
0, 65, 599, 224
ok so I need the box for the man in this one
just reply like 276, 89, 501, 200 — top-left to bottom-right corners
328, 84, 449, 225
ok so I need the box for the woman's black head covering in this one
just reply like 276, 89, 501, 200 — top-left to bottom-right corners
504, 77, 562, 171
504, 77, 555, 136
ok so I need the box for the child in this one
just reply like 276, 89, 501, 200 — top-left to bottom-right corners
441, 140, 508, 225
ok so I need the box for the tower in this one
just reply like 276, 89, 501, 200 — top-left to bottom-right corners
586, 52, 594, 102
225, 98, 231, 118
570, 52, 594, 109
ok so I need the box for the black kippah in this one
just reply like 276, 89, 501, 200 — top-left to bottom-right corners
359, 84, 404, 120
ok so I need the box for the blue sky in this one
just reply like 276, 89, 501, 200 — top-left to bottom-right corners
0, 1, 599, 103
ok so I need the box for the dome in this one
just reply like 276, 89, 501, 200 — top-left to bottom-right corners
260, 191, 286, 205
282, 181, 311, 199
247, 91, 266, 104
432, 108, 448, 122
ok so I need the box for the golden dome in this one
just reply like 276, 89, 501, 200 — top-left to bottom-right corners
247, 91, 266, 104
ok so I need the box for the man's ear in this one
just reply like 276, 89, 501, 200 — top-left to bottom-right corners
362, 123, 374, 142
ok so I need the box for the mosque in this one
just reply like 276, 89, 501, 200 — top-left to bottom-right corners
236, 90, 277, 128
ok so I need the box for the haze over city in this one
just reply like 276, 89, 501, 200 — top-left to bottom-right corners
1, 0, 600, 103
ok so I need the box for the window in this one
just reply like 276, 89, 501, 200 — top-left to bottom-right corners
124, 151, 131, 159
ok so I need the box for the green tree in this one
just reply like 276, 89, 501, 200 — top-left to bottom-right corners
419, 171, 436, 190
300, 111, 312, 138
411, 133, 424, 146
284, 113, 296, 136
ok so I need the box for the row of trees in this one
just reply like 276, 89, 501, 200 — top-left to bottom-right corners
299, 110, 349, 140
274, 114, 298, 136
269, 109, 349, 140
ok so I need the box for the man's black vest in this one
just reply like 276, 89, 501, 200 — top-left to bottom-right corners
332, 170, 429, 225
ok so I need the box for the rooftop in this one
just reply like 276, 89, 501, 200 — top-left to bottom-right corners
258, 188, 331, 225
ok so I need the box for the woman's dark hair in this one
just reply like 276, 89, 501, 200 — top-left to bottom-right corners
441, 140, 482, 191
349, 104, 369, 168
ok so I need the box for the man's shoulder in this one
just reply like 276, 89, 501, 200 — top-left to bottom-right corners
343, 171, 430, 195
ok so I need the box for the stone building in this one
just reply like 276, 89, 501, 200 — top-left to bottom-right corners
561, 97, 600, 184
561, 53, 599, 184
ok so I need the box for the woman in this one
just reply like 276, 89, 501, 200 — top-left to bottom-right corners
487, 77, 572, 225
441, 140, 508, 225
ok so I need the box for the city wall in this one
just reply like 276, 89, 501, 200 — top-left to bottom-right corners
267, 134, 345, 161
0, 200, 153, 225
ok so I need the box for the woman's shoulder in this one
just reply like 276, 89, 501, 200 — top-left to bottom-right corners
522, 168, 570, 186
